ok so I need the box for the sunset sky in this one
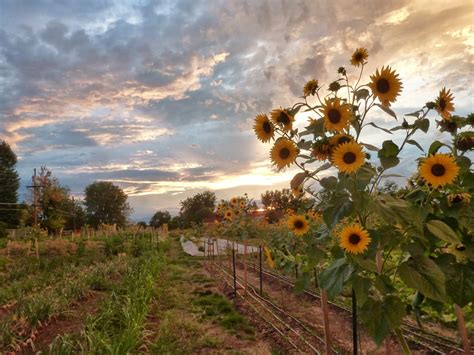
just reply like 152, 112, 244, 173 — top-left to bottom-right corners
1, 0, 473, 220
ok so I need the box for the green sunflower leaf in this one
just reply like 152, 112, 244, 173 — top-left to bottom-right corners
375, 103, 397, 120
426, 219, 459, 244
428, 140, 445, 155
367, 122, 393, 135
406, 139, 424, 152
319, 258, 355, 299
398, 255, 446, 302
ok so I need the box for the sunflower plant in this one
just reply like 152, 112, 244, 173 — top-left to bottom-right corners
253, 48, 473, 349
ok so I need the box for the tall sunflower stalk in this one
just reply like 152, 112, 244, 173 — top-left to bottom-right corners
253, 48, 473, 351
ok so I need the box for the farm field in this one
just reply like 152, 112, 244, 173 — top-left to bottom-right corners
2, 231, 468, 354
0, 232, 274, 353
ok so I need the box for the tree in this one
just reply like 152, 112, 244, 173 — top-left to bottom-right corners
179, 191, 216, 226
33, 166, 70, 234
84, 181, 131, 228
261, 188, 305, 222
149, 211, 171, 228
62, 198, 86, 231
0, 141, 20, 228
137, 221, 147, 228
169, 215, 184, 230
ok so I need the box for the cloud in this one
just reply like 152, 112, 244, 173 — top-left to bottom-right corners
1, 0, 472, 220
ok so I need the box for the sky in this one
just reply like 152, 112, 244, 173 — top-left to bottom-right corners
0, 0, 473, 221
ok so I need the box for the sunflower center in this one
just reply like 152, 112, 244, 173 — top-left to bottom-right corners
328, 109, 341, 124
431, 163, 446, 177
354, 52, 363, 61
376, 78, 390, 94
294, 220, 304, 229
349, 234, 361, 245
439, 98, 446, 110
279, 148, 290, 159
279, 112, 291, 125
263, 121, 272, 133
343, 152, 357, 164
451, 195, 463, 204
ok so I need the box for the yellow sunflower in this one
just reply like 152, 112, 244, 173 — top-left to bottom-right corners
263, 246, 275, 269
332, 141, 365, 174
329, 133, 353, 147
419, 154, 460, 188
224, 209, 234, 220
288, 214, 310, 236
271, 108, 294, 132
339, 223, 371, 254
435, 88, 455, 121
350, 48, 369, 67
292, 185, 304, 198
239, 200, 246, 209
448, 192, 471, 206
270, 138, 299, 170
307, 210, 321, 221
368, 66, 402, 106
230, 197, 238, 207
303, 79, 319, 97
320, 98, 352, 132
254, 114, 274, 142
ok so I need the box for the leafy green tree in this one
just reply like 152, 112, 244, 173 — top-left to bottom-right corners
149, 211, 171, 228
179, 191, 216, 227
62, 198, 86, 231
169, 215, 184, 230
35, 167, 70, 234
84, 181, 131, 228
261, 189, 305, 223
0, 141, 20, 228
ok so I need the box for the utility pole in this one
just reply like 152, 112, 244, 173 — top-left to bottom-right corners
26, 168, 42, 227
72, 196, 76, 233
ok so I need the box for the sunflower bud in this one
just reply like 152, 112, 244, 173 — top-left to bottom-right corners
402, 120, 409, 128
426, 101, 436, 109
328, 81, 341, 92
338, 67, 347, 75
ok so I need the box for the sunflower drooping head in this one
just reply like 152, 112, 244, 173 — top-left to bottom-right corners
448, 192, 471, 206
288, 214, 310, 236
270, 108, 294, 132
331, 141, 365, 174
254, 114, 274, 143
270, 138, 299, 170
339, 223, 371, 254
350, 48, 369, 67
455, 132, 474, 152
435, 88, 455, 121
419, 153, 460, 188
321, 97, 352, 132
303, 79, 319, 97
312, 139, 332, 161
368, 66, 402, 106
